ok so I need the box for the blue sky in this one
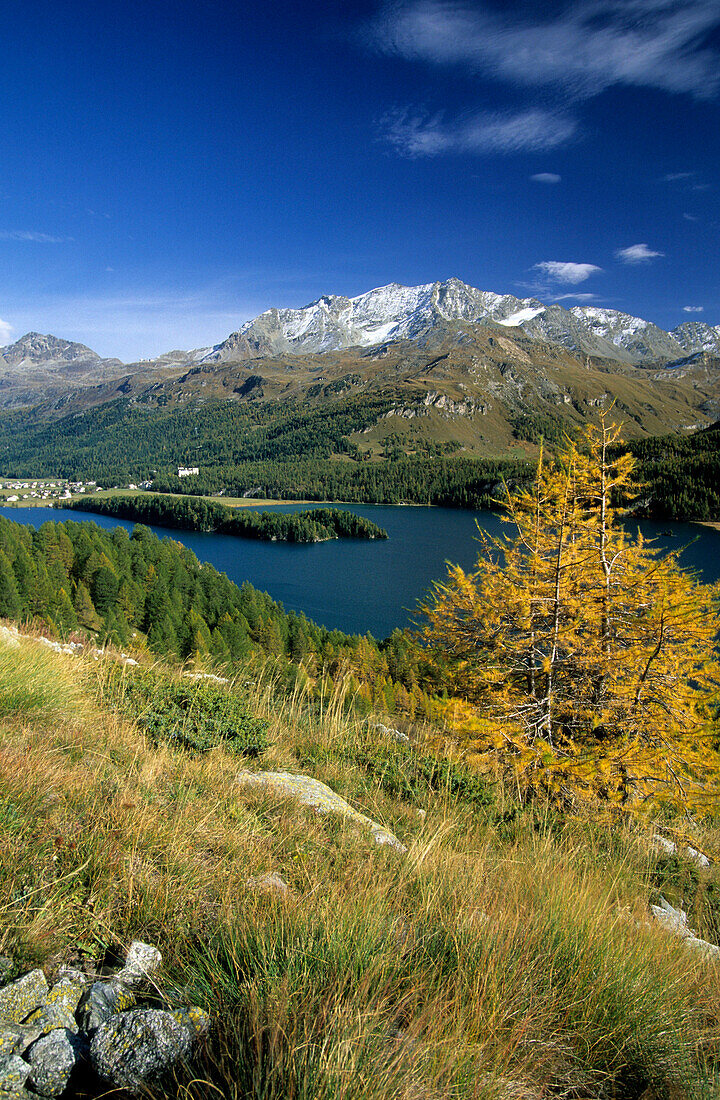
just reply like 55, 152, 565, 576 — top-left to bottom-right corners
1, 0, 718, 360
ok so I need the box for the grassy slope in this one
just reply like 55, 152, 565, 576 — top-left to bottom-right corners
2, 631, 720, 1099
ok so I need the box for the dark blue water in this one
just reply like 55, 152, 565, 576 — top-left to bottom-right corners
2, 503, 718, 639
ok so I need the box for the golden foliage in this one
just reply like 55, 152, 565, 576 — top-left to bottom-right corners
420, 416, 720, 812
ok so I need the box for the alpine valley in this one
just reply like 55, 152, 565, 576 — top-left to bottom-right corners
1, 278, 720, 514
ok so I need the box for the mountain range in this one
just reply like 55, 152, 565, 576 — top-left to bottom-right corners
2, 279, 720, 467
2, 279, 720, 409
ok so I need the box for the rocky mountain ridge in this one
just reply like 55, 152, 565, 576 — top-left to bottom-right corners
197, 278, 720, 366
1, 279, 719, 411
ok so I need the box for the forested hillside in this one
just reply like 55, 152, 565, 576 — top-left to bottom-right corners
0, 514, 426, 713
625, 422, 720, 519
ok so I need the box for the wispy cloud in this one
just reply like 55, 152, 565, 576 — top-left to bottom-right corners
683, 212, 700, 220
384, 108, 576, 156
556, 292, 601, 301
533, 261, 602, 285
683, 304, 704, 312
615, 242, 665, 263
0, 318, 13, 345
372, 1, 720, 100
0, 230, 72, 243
531, 172, 562, 183
663, 171, 694, 181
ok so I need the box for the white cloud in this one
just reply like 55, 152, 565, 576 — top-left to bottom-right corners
615, 243, 665, 263
683, 212, 699, 220
372, 1, 720, 100
0, 318, 13, 345
0, 230, 72, 244
530, 172, 561, 183
683, 305, 704, 312
555, 292, 601, 300
533, 261, 602, 285
663, 171, 694, 181
383, 108, 577, 156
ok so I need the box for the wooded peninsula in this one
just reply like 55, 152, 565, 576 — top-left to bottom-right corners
61, 494, 388, 542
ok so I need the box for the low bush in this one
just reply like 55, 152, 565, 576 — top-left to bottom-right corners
102, 664, 268, 756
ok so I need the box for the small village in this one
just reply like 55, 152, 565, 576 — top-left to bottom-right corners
0, 479, 101, 503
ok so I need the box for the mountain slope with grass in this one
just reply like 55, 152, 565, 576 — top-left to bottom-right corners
2, 628, 720, 1099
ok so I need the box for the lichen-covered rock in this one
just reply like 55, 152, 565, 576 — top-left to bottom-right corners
25, 977, 84, 1034
0, 1023, 43, 1058
27, 1028, 84, 1097
78, 980, 136, 1033
237, 771, 406, 853
171, 1006, 211, 1038
0, 970, 48, 1026
116, 941, 162, 988
0, 1054, 31, 1092
90, 1008, 199, 1091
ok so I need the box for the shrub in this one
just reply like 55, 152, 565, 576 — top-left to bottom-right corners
103, 664, 268, 757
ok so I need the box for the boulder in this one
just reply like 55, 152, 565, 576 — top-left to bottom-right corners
78, 980, 136, 1033
27, 1028, 84, 1097
25, 976, 84, 1034
246, 871, 290, 895
651, 833, 712, 869
116, 942, 162, 988
0, 970, 48, 1026
371, 721, 410, 744
0, 1023, 44, 1058
90, 1007, 205, 1091
238, 771, 406, 853
650, 897, 720, 959
0, 1054, 31, 1093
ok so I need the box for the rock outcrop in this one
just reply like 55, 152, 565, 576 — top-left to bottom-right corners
0, 942, 208, 1097
238, 770, 407, 852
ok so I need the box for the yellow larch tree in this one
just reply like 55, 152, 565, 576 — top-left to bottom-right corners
420, 417, 720, 811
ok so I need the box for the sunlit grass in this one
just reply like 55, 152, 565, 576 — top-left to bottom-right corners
0, 639, 719, 1098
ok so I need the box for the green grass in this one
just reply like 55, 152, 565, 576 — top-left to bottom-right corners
1, 635, 720, 1098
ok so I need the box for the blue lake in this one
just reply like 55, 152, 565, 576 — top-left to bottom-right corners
1, 503, 719, 639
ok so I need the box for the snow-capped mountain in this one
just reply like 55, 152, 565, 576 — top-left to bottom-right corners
195, 279, 720, 366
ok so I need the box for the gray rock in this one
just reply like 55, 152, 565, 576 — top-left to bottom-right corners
27, 1028, 83, 1097
25, 977, 84, 1034
371, 722, 410, 744
78, 980, 136, 1033
90, 1008, 199, 1091
652, 833, 712, 869
650, 897, 720, 958
0, 1054, 30, 1092
115, 941, 162, 988
0, 970, 48, 1026
245, 872, 290, 895
0, 627, 19, 650
237, 771, 407, 853
55, 966, 87, 986
0, 1023, 43, 1057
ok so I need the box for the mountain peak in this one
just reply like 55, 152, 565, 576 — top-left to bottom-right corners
0, 331, 102, 366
